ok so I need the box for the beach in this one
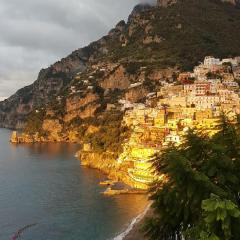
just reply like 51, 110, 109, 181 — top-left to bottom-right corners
113, 202, 153, 240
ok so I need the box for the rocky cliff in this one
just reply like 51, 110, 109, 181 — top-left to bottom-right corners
6, 0, 240, 189
0, 37, 111, 128
2, 0, 240, 129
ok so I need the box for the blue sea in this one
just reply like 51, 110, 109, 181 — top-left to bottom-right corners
0, 128, 148, 240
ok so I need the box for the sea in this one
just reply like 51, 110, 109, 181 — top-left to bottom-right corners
0, 128, 148, 240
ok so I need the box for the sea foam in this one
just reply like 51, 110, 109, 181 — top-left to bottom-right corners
113, 203, 151, 240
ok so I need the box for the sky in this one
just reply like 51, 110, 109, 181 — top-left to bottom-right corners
0, 0, 156, 99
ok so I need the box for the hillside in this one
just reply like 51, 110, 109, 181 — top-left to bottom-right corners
1, 0, 240, 130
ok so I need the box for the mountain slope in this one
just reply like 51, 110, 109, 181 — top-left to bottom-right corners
1, 0, 240, 129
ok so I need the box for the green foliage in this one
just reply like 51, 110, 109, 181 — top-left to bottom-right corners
48, 98, 66, 118
109, 0, 240, 70
83, 111, 130, 156
201, 194, 240, 240
185, 194, 240, 240
145, 115, 240, 240
206, 72, 222, 80
123, 62, 142, 75
24, 109, 46, 135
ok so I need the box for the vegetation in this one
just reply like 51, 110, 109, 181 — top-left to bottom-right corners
83, 111, 130, 157
206, 72, 222, 80
24, 109, 46, 135
144, 115, 240, 240
109, 0, 240, 70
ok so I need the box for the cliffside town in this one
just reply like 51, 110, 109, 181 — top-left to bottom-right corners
2, 0, 240, 129
11, 56, 240, 189
4, 0, 240, 190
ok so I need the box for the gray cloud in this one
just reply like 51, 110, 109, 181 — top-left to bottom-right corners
0, 0, 156, 98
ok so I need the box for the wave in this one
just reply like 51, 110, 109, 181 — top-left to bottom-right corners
113, 203, 151, 240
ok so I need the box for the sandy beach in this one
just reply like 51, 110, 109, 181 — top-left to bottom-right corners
123, 206, 153, 240
113, 201, 153, 240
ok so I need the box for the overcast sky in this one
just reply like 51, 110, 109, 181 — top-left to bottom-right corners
0, 0, 156, 98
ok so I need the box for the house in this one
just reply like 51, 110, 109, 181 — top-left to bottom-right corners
204, 56, 221, 68
221, 58, 238, 67
233, 67, 240, 80
163, 133, 181, 146
169, 96, 188, 107
188, 95, 220, 110
178, 72, 194, 84
184, 82, 211, 96
222, 81, 239, 90
194, 65, 209, 81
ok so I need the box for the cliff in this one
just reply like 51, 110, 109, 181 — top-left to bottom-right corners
2, 0, 240, 129
5, 0, 240, 190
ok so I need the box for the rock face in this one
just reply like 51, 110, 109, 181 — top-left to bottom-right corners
78, 151, 143, 189
65, 93, 99, 122
0, 39, 109, 129
42, 119, 63, 141
100, 66, 131, 90
5, 0, 240, 189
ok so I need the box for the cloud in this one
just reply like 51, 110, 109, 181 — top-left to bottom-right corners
0, 0, 154, 97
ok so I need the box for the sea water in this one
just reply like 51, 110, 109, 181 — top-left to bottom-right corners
0, 129, 148, 240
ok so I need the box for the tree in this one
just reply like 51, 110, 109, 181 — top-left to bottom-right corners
185, 194, 240, 240
144, 115, 240, 240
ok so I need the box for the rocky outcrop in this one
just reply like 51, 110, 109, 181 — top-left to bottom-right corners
0, 50, 88, 129
64, 93, 100, 122
78, 151, 147, 189
42, 119, 63, 141
125, 85, 148, 103
148, 68, 178, 82
66, 93, 99, 113
0, 37, 111, 129
100, 66, 131, 90
2, 0, 240, 130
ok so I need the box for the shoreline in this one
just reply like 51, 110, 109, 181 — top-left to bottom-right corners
9, 130, 151, 239
113, 202, 152, 240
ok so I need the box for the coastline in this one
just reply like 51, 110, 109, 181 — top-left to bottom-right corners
113, 202, 152, 240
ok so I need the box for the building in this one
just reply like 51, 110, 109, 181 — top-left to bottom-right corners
184, 82, 210, 96
178, 72, 195, 84
188, 95, 220, 109
233, 67, 240, 80
204, 56, 221, 68
193, 65, 209, 81
221, 58, 238, 67
222, 81, 239, 90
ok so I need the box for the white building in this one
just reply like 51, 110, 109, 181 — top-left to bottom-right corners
204, 56, 221, 68
119, 99, 135, 111
223, 81, 239, 90
233, 68, 240, 80
187, 95, 220, 109
193, 65, 209, 81
221, 58, 238, 67
163, 134, 181, 146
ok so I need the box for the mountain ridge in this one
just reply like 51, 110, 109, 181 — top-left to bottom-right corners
1, 0, 240, 129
